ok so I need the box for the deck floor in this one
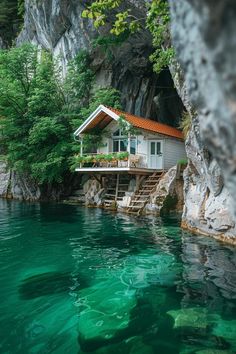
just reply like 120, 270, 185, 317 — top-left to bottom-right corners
75, 167, 158, 175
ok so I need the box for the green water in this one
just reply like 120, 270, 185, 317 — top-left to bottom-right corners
0, 200, 236, 354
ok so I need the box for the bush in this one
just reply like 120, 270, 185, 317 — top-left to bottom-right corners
0, 44, 123, 185
177, 158, 188, 166
179, 111, 191, 138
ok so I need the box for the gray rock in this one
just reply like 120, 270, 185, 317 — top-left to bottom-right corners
10, 171, 41, 201
0, 162, 10, 197
145, 165, 184, 215
17, 0, 183, 123
0, 161, 41, 201
169, 41, 236, 240
169, 0, 236, 218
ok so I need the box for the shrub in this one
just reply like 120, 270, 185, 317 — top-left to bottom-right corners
179, 111, 191, 138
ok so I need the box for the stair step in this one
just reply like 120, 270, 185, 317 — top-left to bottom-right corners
132, 195, 149, 202
127, 205, 144, 209
139, 190, 152, 194
145, 180, 160, 183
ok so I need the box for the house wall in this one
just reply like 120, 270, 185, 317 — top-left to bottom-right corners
96, 122, 186, 170
97, 120, 117, 154
163, 138, 186, 169
136, 131, 186, 169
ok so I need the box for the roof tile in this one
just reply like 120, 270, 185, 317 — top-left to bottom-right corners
107, 106, 184, 140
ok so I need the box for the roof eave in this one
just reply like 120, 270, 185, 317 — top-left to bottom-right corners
73, 105, 120, 136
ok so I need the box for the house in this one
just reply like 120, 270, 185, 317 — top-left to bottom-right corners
74, 105, 186, 175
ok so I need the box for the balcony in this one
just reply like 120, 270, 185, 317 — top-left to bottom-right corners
74, 152, 153, 174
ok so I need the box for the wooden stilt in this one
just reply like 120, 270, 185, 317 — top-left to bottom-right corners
115, 174, 120, 201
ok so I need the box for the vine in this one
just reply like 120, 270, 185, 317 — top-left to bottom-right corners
82, 0, 174, 73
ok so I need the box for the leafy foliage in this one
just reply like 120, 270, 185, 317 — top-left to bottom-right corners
82, 0, 174, 73
0, 44, 122, 185
77, 87, 122, 153
82, 0, 143, 35
92, 32, 129, 61
0, 0, 24, 45
71, 151, 129, 170
118, 114, 139, 137
179, 111, 191, 139
146, 0, 174, 73
65, 50, 94, 112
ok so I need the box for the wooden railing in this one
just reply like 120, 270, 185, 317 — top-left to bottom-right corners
77, 152, 148, 169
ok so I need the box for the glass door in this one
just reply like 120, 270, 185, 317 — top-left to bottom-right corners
149, 141, 163, 169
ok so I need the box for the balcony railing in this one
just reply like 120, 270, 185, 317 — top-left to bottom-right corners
75, 152, 148, 169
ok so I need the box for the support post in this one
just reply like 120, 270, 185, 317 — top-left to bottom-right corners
115, 174, 120, 202
80, 136, 83, 168
127, 133, 131, 168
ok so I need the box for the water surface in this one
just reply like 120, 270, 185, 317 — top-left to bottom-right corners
0, 199, 236, 354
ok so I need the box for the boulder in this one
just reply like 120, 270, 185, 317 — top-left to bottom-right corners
77, 278, 136, 351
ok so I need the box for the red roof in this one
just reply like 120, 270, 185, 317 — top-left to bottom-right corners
107, 106, 184, 140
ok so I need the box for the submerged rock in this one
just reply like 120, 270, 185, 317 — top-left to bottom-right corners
19, 271, 88, 299
123, 252, 180, 288
196, 350, 234, 354
167, 307, 218, 330
77, 278, 137, 351
212, 319, 236, 349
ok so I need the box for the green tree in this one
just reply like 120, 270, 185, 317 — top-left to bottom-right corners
0, 44, 70, 184
0, 0, 24, 45
0, 44, 123, 184
82, 0, 174, 73
64, 50, 94, 114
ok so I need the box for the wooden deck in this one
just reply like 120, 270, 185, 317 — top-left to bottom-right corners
75, 167, 158, 175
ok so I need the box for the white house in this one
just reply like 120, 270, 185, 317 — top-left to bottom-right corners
74, 105, 186, 174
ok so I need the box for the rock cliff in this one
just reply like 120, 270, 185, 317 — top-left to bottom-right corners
17, 0, 183, 123
0, 161, 41, 201
169, 0, 236, 241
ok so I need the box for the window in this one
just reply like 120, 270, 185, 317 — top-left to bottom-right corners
120, 140, 127, 152
150, 141, 162, 155
113, 129, 120, 137
113, 140, 119, 152
151, 142, 156, 155
156, 142, 161, 155
113, 139, 128, 152
130, 139, 136, 154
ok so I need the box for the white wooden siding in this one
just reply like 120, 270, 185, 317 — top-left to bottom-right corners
163, 138, 186, 169
96, 121, 186, 170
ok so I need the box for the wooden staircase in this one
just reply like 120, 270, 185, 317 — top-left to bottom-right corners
104, 175, 131, 209
127, 171, 165, 215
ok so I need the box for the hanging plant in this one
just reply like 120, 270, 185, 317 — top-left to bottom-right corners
71, 151, 129, 167
118, 115, 140, 136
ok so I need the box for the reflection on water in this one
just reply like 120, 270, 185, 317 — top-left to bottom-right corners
0, 199, 236, 354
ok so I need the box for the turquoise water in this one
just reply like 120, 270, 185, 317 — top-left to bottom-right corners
0, 199, 236, 354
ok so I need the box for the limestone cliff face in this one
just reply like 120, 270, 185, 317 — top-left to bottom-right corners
182, 117, 236, 244
169, 0, 236, 240
170, 63, 236, 242
0, 161, 41, 201
17, 0, 183, 123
